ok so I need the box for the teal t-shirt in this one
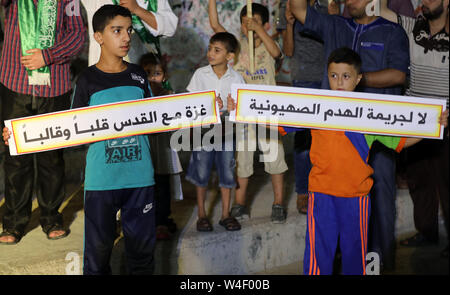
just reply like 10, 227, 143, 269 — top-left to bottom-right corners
71, 63, 154, 191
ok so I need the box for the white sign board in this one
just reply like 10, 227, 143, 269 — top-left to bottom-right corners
5, 90, 220, 155
229, 84, 446, 139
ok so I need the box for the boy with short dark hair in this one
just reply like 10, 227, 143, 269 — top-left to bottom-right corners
186, 31, 245, 232
72, 4, 156, 275
209, 0, 288, 224
228, 47, 448, 275
289, 47, 447, 275
209, 32, 240, 63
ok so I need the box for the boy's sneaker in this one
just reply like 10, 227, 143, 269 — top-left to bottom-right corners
230, 204, 250, 221
271, 204, 287, 224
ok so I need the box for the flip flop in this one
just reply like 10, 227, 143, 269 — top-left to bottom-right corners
43, 224, 70, 240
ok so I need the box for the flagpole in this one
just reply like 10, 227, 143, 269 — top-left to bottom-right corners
247, 0, 254, 74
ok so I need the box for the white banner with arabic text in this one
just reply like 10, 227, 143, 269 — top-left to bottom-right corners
229, 84, 446, 139
5, 90, 220, 156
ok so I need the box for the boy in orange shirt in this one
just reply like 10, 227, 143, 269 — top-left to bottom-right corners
229, 47, 448, 275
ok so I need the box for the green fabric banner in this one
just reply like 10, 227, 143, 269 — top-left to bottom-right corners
18, 0, 57, 86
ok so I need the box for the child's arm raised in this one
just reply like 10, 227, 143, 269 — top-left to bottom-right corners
243, 17, 281, 59
209, 0, 227, 33
281, 0, 296, 57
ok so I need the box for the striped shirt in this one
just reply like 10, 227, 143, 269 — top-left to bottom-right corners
0, 0, 86, 98
398, 15, 449, 108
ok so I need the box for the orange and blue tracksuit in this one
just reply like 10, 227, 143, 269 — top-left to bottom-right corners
281, 127, 406, 275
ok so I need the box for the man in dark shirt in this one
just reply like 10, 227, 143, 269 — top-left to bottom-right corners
381, 0, 449, 258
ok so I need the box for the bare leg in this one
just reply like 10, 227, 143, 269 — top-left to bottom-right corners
220, 187, 231, 220
271, 173, 284, 205
297, 193, 308, 214
235, 177, 249, 206
196, 186, 208, 218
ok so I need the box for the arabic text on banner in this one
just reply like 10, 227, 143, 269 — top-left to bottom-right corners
5, 90, 220, 156
229, 84, 446, 139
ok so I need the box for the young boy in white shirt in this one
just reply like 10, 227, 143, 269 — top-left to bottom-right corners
186, 32, 245, 232
209, 0, 289, 223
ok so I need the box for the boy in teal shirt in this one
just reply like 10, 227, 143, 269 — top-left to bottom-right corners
2, 5, 156, 274
71, 5, 155, 275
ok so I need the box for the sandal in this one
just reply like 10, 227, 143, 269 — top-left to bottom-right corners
196, 218, 213, 232
0, 229, 23, 245
297, 194, 308, 215
219, 217, 241, 231
43, 224, 70, 240
399, 233, 437, 247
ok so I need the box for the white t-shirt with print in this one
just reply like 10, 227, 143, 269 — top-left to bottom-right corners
399, 15, 449, 107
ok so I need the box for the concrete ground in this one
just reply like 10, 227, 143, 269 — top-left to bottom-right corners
0, 135, 448, 275
254, 232, 449, 275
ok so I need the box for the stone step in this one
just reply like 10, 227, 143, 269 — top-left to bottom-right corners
0, 187, 440, 275
175, 189, 417, 275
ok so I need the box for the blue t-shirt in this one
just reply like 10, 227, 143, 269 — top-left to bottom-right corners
304, 6, 410, 95
71, 63, 155, 191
